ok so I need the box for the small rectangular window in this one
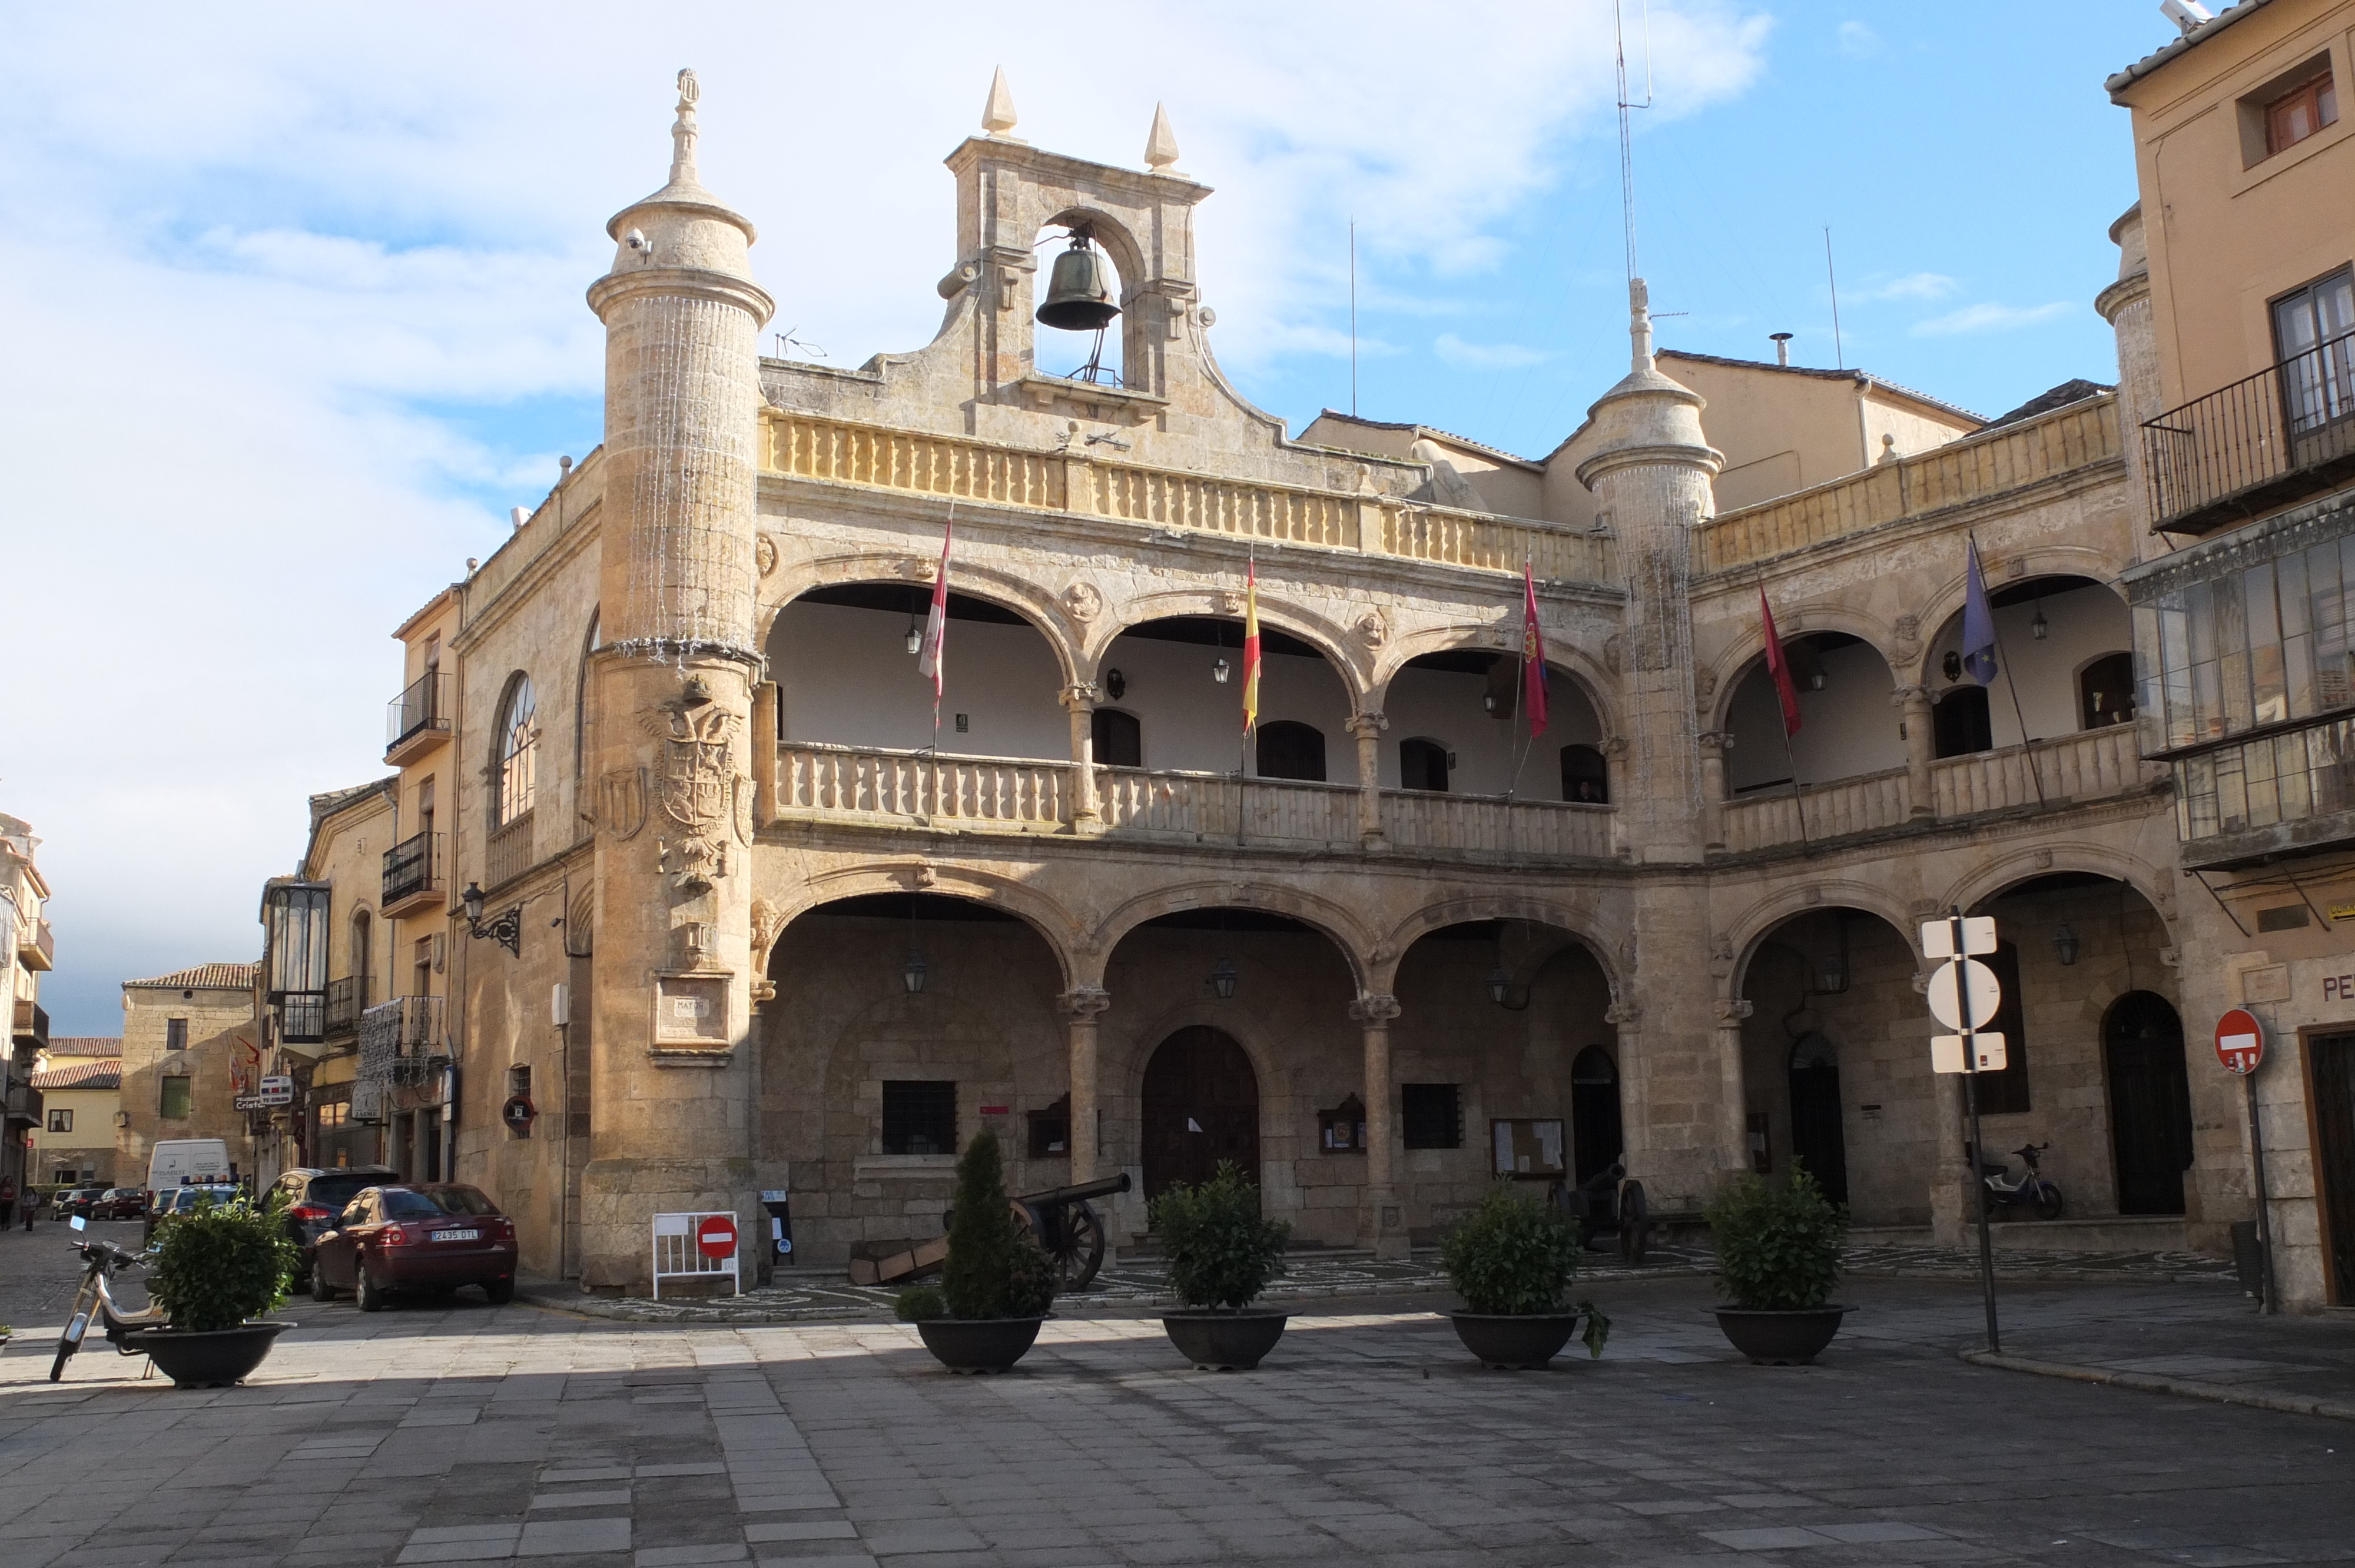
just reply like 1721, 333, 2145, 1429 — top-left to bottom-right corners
2266, 71, 2337, 155
46, 1108, 72, 1134
1402, 1084, 1462, 1150
160, 1077, 193, 1120
881, 1081, 957, 1155
166, 1018, 188, 1051
1026, 1094, 1070, 1159
2257, 903, 2312, 932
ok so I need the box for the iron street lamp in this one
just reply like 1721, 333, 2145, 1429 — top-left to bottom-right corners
460, 882, 522, 958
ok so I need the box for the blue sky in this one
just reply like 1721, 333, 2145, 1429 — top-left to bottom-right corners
0, 2, 2181, 1033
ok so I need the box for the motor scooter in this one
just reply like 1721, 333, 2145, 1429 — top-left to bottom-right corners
49, 1217, 167, 1382
1978, 1141, 2065, 1221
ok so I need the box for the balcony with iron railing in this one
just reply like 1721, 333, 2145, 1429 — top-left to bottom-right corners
2144, 330, 2355, 536
18, 917, 53, 972
323, 976, 365, 1039
12, 999, 49, 1051
382, 830, 445, 917
386, 671, 453, 765
276, 989, 327, 1045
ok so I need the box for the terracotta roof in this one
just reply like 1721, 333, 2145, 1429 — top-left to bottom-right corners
31, 1060, 120, 1091
125, 962, 258, 991
1981, 379, 2113, 433
2108, 1, 2276, 99
1657, 350, 1986, 427
45, 1037, 121, 1058
1308, 409, 1540, 469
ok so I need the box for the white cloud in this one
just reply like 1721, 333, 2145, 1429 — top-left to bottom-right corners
1910, 301, 2078, 337
1836, 21, 1881, 58
1854, 271, 1959, 303
1433, 333, 1553, 370
0, 0, 1773, 1031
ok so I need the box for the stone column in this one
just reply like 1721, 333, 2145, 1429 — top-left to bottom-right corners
1350, 992, 1406, 1258
1712, 996, 1753, 1171
1062, 684, 1102, 834
1346, 713, 1388, 851
578, 71, 776, 1293
1698, 732, 1730, 850
1059, 986, 1110, 1184
1898, 686, 1935, 819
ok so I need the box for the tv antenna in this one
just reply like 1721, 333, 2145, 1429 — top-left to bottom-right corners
1614, 0, 1654, 284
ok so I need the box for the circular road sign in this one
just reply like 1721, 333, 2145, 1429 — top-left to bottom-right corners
1927, 958, 2002, 1032
696, 1214, 738, 1259
2215, 1008, 2265, 1075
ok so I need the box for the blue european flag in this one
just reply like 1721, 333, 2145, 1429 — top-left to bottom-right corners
1962, 542, 1999, 686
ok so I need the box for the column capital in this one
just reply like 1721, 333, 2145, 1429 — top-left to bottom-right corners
1605, 1001, 1642, 1026
1060, 683, 1100, 712
1698, 729, 1734, 754
1345, 712, 1389, 740
1712, 996, 1754, 1024
1058, 985, 1111, 1019
1893, 683, 1933, 710
1348, 992, 1402, 1025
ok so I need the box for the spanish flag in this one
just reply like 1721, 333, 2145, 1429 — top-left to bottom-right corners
1241, 557, 1262, 734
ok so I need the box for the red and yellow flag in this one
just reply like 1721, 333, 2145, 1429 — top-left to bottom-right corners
1760, 586, 1803, 738
1241, 557, 1262, 733
1521, 560, 1549, 739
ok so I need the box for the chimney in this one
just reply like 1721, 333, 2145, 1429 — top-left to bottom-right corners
1770, 332, 1793, 367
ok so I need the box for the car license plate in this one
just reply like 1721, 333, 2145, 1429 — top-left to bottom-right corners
434, 1229, 480, 1242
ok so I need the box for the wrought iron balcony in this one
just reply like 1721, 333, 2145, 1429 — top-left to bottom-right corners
386, 672, 453, 764
324, 976, 364, 1038
359, 995, 447, 1088
2144, 328, 2355, 535
382, 830, 445, 913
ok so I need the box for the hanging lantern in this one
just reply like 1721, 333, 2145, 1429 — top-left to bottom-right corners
1487, 966, 1512, 1006
904, 616, 921, 656
2031, 604, 2050, 640
1212, 656, 1230, 684
1036, 228, 1120, 332
901, 948, 928, 994
1209, 956, 1238, 999
2052, 923, 2079, 966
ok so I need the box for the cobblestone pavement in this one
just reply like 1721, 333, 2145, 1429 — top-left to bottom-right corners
1, 1224, 2348, 1568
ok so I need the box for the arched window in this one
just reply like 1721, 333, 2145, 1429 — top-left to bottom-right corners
1399, 736, 1450, 792
2078, 651, 2136, 731
1560, 743, 1608, 803
1092, 707, 1142, 768
1256, 720, 1326, 782
495, 674, 538, 826
1933, 686, 1992, 758
350, 909, 372, 1008
574, 609, 599, 782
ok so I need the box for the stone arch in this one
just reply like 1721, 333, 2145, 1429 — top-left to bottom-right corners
1904, 551, 2130, 688
757, 549, 1084, 687
1707, 607, 1902, 738
1094, 589, 1369, 706
1375, 894, 1624, 999
771, 861, 1084, 992
1943, 849, 2178, 947
1368, 626, 1620, 743
1039, 204, 1148, 304
1092, 880, 1376, 994
1722, 880, 1923, 1001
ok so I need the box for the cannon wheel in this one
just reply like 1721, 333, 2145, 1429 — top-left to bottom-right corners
1047, 1199, 1109, 1291
1617, 1180, 1650, 1266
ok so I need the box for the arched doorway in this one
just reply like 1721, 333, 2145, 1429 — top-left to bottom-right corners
2105, 991, 2194, 1215
1787, 1033, 1849, 1205
1142, 1026, 1259, 1198
1569, 1045, 1622, 1185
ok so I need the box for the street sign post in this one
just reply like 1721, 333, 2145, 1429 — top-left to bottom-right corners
696, 1213, 738, 1260
1923, 908, 2004, 1354
2215, 1008, 2276, 1314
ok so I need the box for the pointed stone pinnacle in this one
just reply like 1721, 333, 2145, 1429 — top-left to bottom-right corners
670, 68, 702, 187
982, 67, 1018, 137
1144, 102, 1181, 172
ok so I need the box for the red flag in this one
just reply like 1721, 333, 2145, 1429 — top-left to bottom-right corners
1521, 561, 1548, 739
1240, 557, 1262, 733
918, 516, 952, 717
1760, 588, 1802, 737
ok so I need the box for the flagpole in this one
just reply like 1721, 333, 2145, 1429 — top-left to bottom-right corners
1968, 532, 2046, 808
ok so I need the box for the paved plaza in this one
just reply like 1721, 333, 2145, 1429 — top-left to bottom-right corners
2, 1222, 2352, 1567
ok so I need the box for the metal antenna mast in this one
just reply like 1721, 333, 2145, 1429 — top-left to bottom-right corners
1614, 0, 1653, 283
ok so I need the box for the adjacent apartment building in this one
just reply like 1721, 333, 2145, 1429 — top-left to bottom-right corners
30, 1037, 122, 1185
2, 810, 54, 1197
2109, 0, 2355, 1307
116, 964, 261, 1187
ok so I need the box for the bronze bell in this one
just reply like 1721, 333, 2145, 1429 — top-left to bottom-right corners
1036, 228, 1119, 333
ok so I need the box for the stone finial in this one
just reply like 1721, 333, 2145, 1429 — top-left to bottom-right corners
1144, 102, 1181, 172
981, 67, 1019, 137
1629, 277, 1654, 372
671, 68, 702, 187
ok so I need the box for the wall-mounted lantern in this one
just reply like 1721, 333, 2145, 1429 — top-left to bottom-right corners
1209, 956, 1238, 999
2052, 923, 2080, 966
461, 882, 522, 958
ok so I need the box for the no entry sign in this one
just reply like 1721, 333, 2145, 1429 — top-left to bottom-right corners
696, 1213, 739, 1259
2215, 1008, 2265, 1075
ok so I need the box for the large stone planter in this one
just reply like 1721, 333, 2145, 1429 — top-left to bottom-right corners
125, 1322, 290, 1388
914, 1316, 1044, 1374
1448, 1311, 1583, 1370
1160, 1310, 1288, 1370
1713, 1305, 1850, 1366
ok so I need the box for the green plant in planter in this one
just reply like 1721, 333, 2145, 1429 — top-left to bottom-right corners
147, 1194, 298, 1331
1147, 1162, 1289, 1310
1704, 1164, 1849, 1310
1439, 1181, 1611, 1356
936, 1130, 1055, 1320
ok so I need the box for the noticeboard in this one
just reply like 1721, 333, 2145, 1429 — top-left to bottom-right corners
1490, 1118, 1565, 1178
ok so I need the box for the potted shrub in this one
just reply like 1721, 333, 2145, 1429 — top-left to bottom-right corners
133, 1192, 298, 1387
1149, 1161, 1291, 1370
898, 1129, 1056, 1373
1438, 1181, 1611, 1369
1704, 1164, 1851, 1364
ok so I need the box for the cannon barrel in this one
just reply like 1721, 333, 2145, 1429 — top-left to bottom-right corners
1019, 1172, 1132, 1208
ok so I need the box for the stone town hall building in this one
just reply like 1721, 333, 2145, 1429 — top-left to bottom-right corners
250, 24, 2354, 1310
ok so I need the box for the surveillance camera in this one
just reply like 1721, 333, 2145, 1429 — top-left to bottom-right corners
2159, 0, 2212, 34
625, 228, 647, 250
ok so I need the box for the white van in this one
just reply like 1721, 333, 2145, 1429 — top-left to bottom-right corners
146, 1139, 235, 1200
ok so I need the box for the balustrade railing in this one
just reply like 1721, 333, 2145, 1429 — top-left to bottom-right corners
1382, 791, 1614, 859
1720, 770, 1911, 853
485, 811, 536, 889
777, 744, 1066, 830
1931, 725, 2157, 818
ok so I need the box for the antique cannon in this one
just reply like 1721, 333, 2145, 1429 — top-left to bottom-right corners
852, 1171, 1133, 1291
1551, 1163, 1652, 1264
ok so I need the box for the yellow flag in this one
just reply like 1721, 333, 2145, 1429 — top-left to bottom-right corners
1242, 557, 1262, 734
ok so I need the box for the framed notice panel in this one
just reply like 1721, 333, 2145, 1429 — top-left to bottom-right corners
1490, 1118, 1567, 1178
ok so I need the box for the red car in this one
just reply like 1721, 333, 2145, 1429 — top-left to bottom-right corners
309, 1184, 518, 1310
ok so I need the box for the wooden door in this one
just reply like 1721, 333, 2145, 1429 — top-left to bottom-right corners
1787, 1034, 1850, 1205
2311, 1031, 2355, 1304
1568, 1045, 1623, 1184
1142, 1026, 1259, 1199
2105, 992, 2193, 1215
